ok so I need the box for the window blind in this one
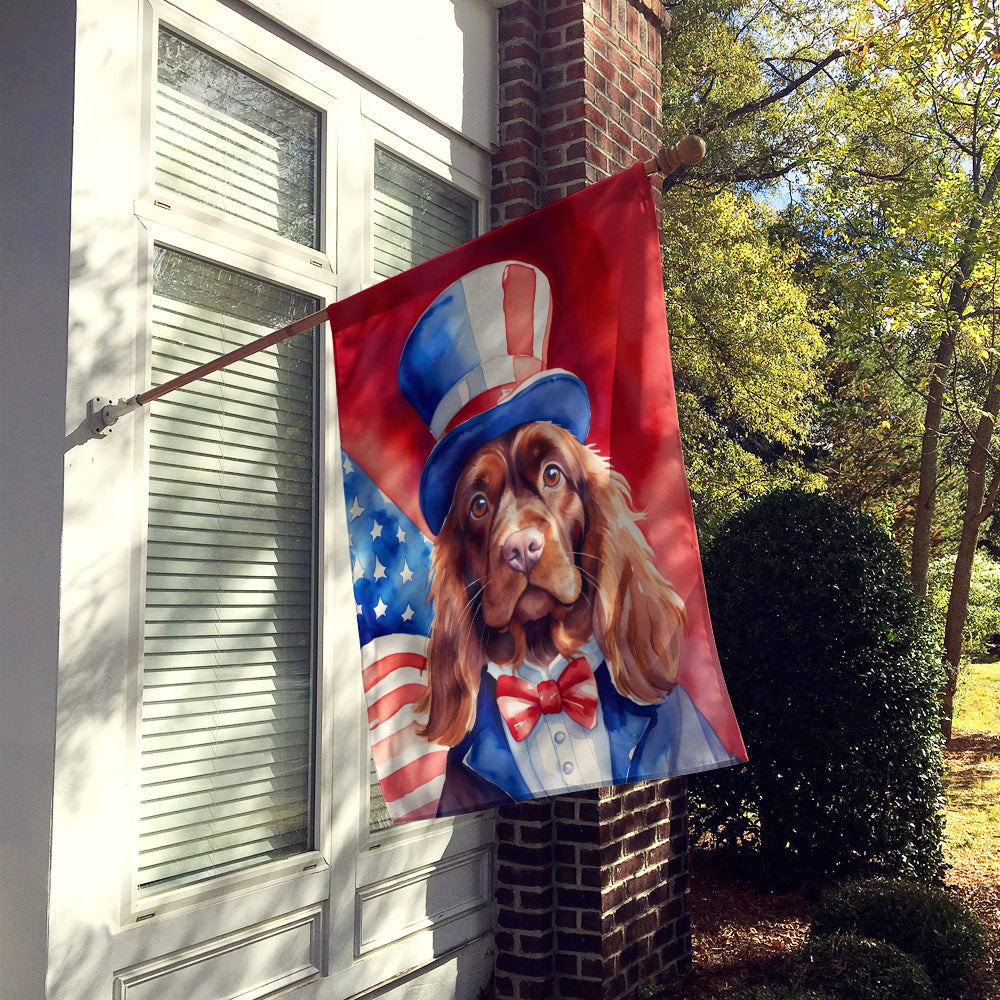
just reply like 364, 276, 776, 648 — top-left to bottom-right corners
372, 146, 477, 280
138, 248, 318, 895
367, 148, 477, 831
156, 28, 320, 248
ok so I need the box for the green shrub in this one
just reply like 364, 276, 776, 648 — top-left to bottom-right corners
811, 878, 988, 998
792, 933, 934, 1000
692, 489, 946, 882
927, 551, 1000, 659
731, 987, 837, 1000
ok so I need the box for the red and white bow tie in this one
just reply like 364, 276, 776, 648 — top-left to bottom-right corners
496, 656, 599, 742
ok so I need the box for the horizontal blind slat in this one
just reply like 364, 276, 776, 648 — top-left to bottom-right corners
139, 241, 316, 895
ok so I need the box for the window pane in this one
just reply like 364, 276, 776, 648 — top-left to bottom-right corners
156, 28, 320, 248
372, 146, 476, 279
138, 247, 318, 895
368, 150, 478, 831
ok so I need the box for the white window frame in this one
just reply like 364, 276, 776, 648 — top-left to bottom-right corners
122, 0, 340, 932
109, 0, 496, 992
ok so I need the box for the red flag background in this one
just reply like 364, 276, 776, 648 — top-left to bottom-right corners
331, 163, 746, 817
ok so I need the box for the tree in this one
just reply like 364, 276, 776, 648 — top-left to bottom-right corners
800, 0, 1000, 736
661, 0, 853, 195
659, 1, 843, 537
660, 1, 998, 736
661, 188, 826, 537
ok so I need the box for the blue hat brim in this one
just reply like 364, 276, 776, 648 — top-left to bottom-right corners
419, 371, 591, 535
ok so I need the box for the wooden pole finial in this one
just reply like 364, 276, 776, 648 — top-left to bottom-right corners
643, 135, 707, 176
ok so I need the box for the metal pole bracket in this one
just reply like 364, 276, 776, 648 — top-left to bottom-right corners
88, 396, 140, 438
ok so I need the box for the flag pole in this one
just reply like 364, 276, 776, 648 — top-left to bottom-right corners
87, 307, 329, 437
642, 134, 706, 177
88, 137, 705, 438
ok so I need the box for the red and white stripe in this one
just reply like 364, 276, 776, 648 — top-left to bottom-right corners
428, 261, 553, 439
362, 634, 447, 823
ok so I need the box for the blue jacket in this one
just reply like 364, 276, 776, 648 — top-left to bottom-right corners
435, 660, 737, 817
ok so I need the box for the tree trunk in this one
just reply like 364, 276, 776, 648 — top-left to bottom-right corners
910, 331, 955, 598
940, 373, 1000, 741
911, 161, 1000, 597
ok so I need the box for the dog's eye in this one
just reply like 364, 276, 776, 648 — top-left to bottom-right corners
470, 494, 490, 520
542, 464, 563, 489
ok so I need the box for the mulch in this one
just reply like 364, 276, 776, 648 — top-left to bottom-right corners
674, 733, 1000, 999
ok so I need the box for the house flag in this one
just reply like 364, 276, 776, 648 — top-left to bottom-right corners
330, 163, 747, 822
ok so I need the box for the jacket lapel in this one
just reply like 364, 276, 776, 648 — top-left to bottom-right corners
457, 669, 533, 801
595, 664, 657, 783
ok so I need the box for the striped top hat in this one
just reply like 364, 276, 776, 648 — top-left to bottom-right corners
399, 261, 591, 535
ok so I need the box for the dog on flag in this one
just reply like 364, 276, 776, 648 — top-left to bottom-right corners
398, 261, 733, 814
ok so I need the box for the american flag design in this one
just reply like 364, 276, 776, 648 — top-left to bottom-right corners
343, 451, 447, 823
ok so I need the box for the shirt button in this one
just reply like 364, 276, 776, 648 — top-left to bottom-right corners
562, 762, 574, 775
554, 731, 566, 744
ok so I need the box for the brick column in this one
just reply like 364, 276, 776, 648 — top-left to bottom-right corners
493, 0, 667, 225
491, 3, 692, 999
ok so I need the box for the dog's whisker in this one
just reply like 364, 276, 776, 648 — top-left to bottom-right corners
457, 581, 486, 630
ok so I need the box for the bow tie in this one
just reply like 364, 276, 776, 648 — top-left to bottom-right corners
496, 656, 599, 742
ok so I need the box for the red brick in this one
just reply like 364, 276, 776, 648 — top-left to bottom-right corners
502, 39, 538, 63
520, 886, 554, 910
502, 120, 543, 145
540, 28, 565, 49
491, 6, 690, 994
560, 979, 604, 1000
542, 39, 586, 69
503, 78, 541, 104
499, 99, 540, 124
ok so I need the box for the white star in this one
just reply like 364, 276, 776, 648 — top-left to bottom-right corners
343, 455, 354, 476
349, 496, 364, 521
373, 557, 387, 581
370, 521, 383, 540
374, 597, 388, 619
401, 604, 415, 622
352, 558, 364, 582
400, 560, 414, 584
396, 525, 407, 543
356, 602, 363, 616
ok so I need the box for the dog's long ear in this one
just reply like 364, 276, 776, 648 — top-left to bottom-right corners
416, 517, 486, 747
578, 447, 688, 704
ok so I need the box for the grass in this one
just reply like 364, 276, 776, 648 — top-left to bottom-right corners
942, 657, 1000, 1000
945, 659, 1000, 868
954, 658, 1000, 734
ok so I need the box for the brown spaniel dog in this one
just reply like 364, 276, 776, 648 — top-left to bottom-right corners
417, 421, 688, 747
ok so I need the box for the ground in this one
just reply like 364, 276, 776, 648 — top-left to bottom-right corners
677, 716, 1000, 999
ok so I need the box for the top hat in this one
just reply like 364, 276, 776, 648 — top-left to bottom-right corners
399, 261, 591, 535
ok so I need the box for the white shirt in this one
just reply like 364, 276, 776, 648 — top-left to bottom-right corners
487, 639, 614, 794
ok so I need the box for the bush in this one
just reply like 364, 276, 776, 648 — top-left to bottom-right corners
811, 878, 988, 998
692, 489, 946, 882
792, 933, 934, 1000
927, 550, 1000, 659
732, 987, 836, 1000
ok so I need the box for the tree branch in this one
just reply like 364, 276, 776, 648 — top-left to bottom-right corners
702, 49, 847, 133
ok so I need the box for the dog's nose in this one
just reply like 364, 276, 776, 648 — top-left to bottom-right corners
502, 526, 544, 575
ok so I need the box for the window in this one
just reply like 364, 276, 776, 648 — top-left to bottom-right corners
117, 7, 493, 991
56, 0, 497, 993
136, 26, 323, 897
372, 145, 477, 279
139, 248, 319, 895
155, 28, 320, 247
367, 146, 478, 833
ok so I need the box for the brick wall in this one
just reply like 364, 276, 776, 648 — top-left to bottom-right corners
493, 782, 691, 1000
490, 4, 692, 998
492, 0, 668, 227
